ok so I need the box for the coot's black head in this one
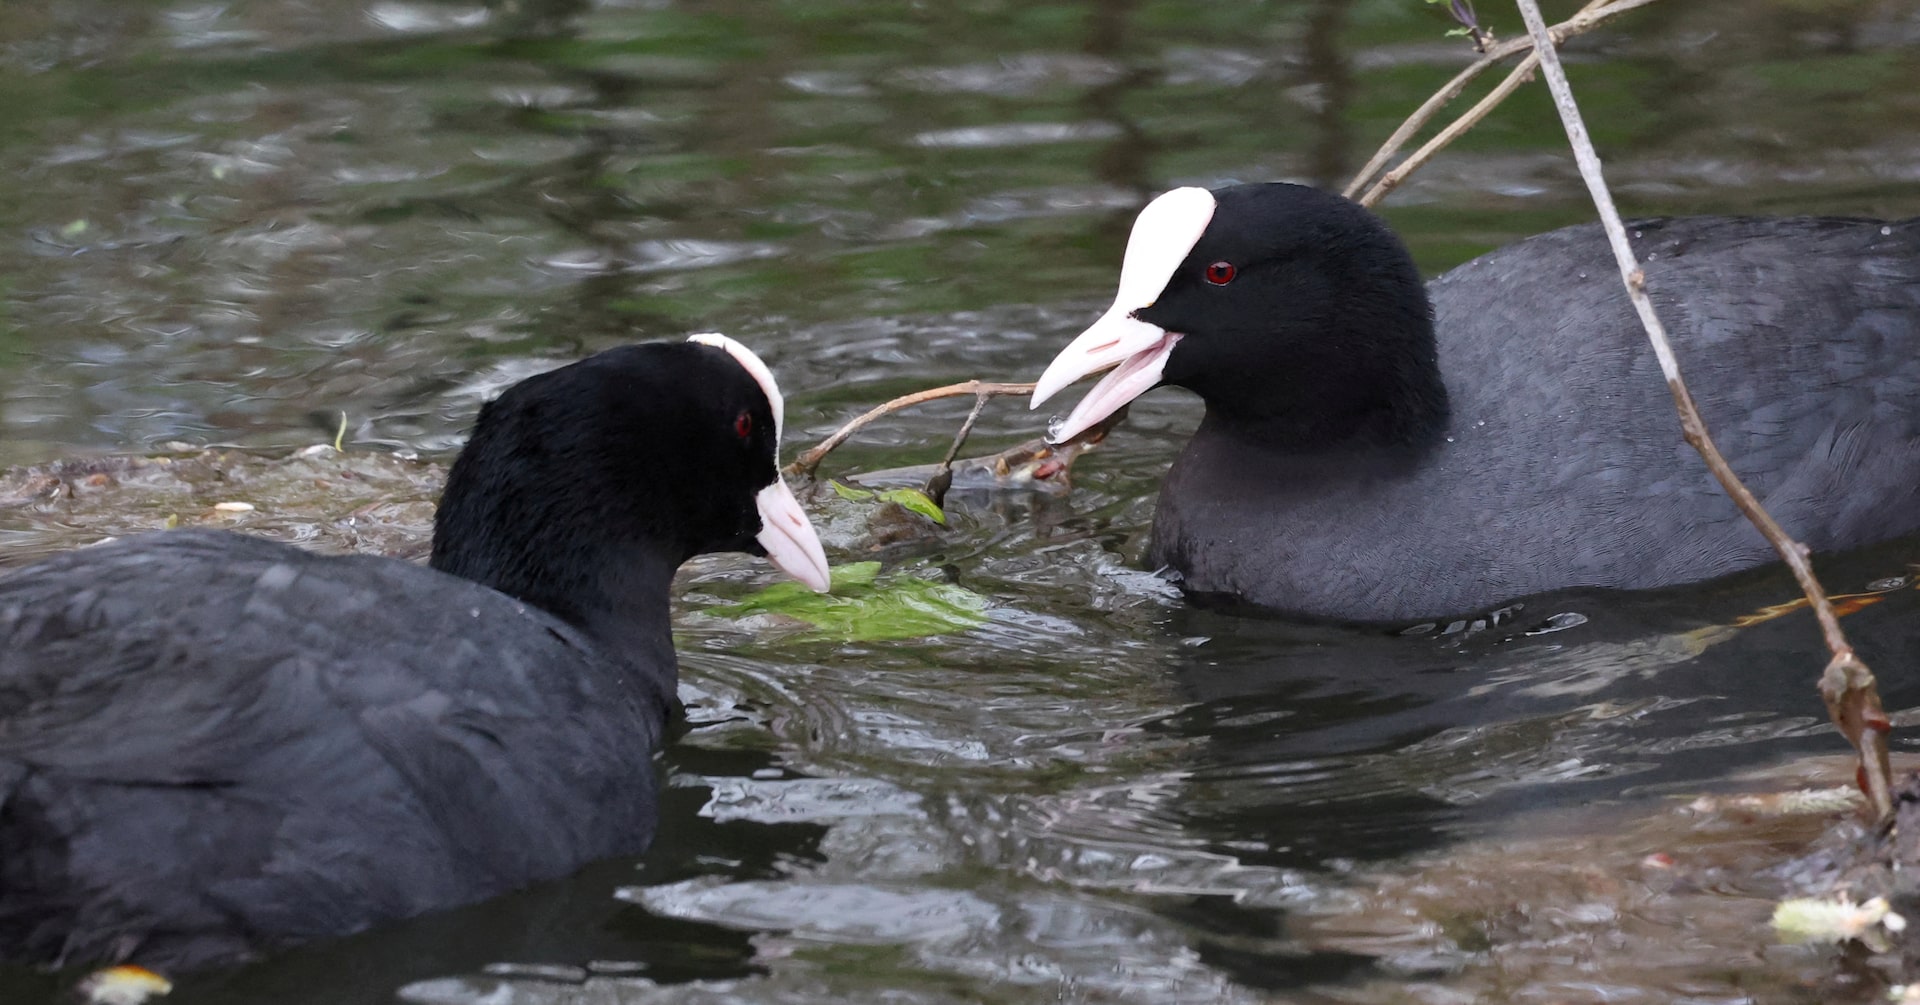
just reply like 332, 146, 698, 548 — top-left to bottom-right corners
430, 334, 830, 625
1031, 183, 1446, 449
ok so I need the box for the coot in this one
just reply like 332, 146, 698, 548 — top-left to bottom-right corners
0, 334, 830, 971
1031, 183, 1920, 620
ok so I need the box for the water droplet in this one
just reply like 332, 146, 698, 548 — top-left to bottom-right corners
1527, 611, 1589, 635
1045, 414, 1068, 442
1882, 226, 1893, 236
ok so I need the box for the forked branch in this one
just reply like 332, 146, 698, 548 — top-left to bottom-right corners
785, 381, 1038, 481
1346, 0, 1662, 208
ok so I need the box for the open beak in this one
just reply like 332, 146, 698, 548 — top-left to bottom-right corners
755, 477, 832, 592
1029, 311, 1179, 444
1027, 185, 1215, 445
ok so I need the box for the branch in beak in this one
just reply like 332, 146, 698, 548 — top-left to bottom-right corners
1031, 314, 1180, 444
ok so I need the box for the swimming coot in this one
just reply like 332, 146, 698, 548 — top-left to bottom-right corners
1031, 183, 1920, 620
0, 334, 830, 972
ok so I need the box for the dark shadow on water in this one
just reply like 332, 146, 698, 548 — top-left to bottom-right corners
1111, 534, 1920, 989
1162, 895, 1423, 991
1195, 941, 1383, 994
1151, 532, 1920, 872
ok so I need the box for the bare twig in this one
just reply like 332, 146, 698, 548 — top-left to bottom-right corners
832, 408, 1127, 498
924, 393, 991, 508
785, 381, 1037, 480
1344, 0, 1661, 205
1513, 0, 1894, 820
1357, 52, 1542, 208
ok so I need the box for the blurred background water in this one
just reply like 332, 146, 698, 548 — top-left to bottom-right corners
4, 1, 1920, 1001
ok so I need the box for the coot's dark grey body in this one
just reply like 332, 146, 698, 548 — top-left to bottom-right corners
1155, 216, 1920, 619
0, 337, 829, 973
1033, 184, 1920, 620
0, 530, 667, 970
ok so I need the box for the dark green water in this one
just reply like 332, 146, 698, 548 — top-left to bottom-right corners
4, 0, 1920, 1001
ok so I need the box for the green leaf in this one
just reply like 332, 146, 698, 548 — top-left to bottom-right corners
823, 561, 881, 589
829, 479, 874, 501
875, 487, 945, 524
712, 560, 987, 641
829, 480, 945, 524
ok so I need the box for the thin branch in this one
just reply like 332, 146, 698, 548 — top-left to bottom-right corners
1344, 0, 1661, 204
924, 393, 991, 508
785, 381, 1037, 480
1357, 51, 1541, 208
1513, 0, 1894, 820
827, 407, 1127, 498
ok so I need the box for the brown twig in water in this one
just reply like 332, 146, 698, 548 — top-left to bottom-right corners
1344, 0, 1661, 207
923, 394, 991, 508
785, 381, 1038, 480
1513, 0, 1894, 820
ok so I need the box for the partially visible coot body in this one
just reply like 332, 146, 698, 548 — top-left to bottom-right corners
0, 335, 830, 973
1032, 183, 1920, 621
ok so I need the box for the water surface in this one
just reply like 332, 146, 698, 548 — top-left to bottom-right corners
4, 0, 1920, 1001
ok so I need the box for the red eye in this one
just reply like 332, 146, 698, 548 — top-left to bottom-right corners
1205, 261, 1237, 286
734, 411, 753, 439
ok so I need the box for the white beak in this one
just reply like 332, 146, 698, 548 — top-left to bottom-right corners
755, 477, 832, 592
1028, 186, 1215, 444
688, 331, 831, 593
1029, 312, 1180, 444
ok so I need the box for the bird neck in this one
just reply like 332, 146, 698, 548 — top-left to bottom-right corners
562, 542, 682, 672
430, 526, 682, 670
1192, 342, 1450, 453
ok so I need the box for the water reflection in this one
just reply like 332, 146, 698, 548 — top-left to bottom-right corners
5, 0, 1920, 1001
1160, 535, 1920, 874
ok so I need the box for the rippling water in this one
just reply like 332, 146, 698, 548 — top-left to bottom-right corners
5, 1, 1920, 1001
